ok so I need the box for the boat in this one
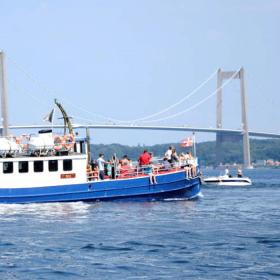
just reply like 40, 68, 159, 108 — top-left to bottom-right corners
202, 175, 252, 186
0, 100, 201, 204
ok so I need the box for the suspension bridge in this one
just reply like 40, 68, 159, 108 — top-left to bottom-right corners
0, 51, 279, 168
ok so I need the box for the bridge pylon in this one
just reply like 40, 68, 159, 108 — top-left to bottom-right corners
0, 51, 9, 137
216, 68, 252, 168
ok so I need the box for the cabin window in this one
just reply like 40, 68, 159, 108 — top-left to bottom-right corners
63, 159, 72, 171
3, 162, 13, 174
49, 160, 58, 172
34, 161, 44, 172
19, 161, 29, 173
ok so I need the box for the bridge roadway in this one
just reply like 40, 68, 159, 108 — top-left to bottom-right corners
5, 124, 280, 139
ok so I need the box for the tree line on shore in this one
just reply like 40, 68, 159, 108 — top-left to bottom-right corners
90, 139, 280, 166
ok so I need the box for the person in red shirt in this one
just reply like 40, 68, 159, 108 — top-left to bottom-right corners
138, 150, 151, 166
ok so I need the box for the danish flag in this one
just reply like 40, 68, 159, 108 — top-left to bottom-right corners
180, 137, 193, 147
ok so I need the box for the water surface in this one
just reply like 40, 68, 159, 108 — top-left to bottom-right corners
0, 169, 279, 279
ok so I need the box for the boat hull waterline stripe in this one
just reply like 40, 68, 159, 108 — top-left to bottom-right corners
0, 172, 200, 203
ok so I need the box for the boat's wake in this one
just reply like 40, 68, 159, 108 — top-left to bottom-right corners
0, 201, 92, 218
197, 191, 204, 198
163, 191, 203, 201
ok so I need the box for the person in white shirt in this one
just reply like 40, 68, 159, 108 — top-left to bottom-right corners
224, 167, 231, 177
164, 146, 173, 163
97, 153, 106, 180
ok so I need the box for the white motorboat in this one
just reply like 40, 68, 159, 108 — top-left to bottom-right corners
202, 175, 252, 186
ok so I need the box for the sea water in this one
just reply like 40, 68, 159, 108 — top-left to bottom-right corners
0, 169, 279, 279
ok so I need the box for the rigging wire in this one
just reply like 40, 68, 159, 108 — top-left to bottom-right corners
8, 78, 102, 124
8, 77, 48, 110
6, 55, 118, 123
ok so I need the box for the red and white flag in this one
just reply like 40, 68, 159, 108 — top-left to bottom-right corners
180, 136, 193, 147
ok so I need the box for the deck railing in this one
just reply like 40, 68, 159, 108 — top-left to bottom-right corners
87, 161, 198, 181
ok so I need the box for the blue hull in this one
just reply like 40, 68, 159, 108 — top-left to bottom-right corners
0, 171, 201, 204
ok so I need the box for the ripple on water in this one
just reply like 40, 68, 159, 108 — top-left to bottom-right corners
0, 242, 14, 247
29, 268, 84, 279
0, 169, 279, 279
81, 243, 134, 252
257, 238, 280, 245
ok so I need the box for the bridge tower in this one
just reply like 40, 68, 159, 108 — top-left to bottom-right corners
216, 68, 251, 168
0, 51, 9, 136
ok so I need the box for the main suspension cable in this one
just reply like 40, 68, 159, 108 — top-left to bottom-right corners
140, 69, 240, 123
116, 69, 217, 123
6, 55, 229, 125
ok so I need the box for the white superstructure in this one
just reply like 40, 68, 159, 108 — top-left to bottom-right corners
0, 154, 88, 188
0, 130, 88, 189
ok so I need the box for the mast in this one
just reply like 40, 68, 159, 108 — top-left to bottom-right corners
0, 51, 9, 136
54, 99, 73, 135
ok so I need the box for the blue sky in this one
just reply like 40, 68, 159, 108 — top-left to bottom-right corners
0, 0, 279, 145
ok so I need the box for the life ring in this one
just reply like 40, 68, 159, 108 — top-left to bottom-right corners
63, 134, 75, 150
54, 135, 65, 151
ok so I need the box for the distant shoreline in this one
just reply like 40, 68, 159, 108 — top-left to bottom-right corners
90, 138, 280, 166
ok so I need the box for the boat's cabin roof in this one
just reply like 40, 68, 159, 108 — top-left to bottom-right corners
0, 134, 87, 159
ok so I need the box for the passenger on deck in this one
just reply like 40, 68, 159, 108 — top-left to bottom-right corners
185, 152, 197, 177
179, 153, 186, 167
138, 150, 152, 175
184, 152, 190, 161
87, 163, 92, 173
87, 164, 94, 181
190, 152, 198, 177
170, 148, 179, 167
92, 166, 99, 181
119, 155, 134, 177
184, 165, 192, 178
225, 167, 232, 178
106, 160, 112, 177
165, 146, 173, 163
138, 150, 151, 166
237, 167, 243, 178
97, 153, 107, 180
149, 152, 161, 173
120, 155, 130, 166
162, 157, 171, 170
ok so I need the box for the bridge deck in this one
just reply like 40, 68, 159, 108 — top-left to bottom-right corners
3, 124, 280, 139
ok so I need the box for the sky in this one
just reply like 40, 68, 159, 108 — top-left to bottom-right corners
0, 0, 279, 145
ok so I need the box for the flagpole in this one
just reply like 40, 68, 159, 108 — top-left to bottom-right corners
51, 108, 55, 131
